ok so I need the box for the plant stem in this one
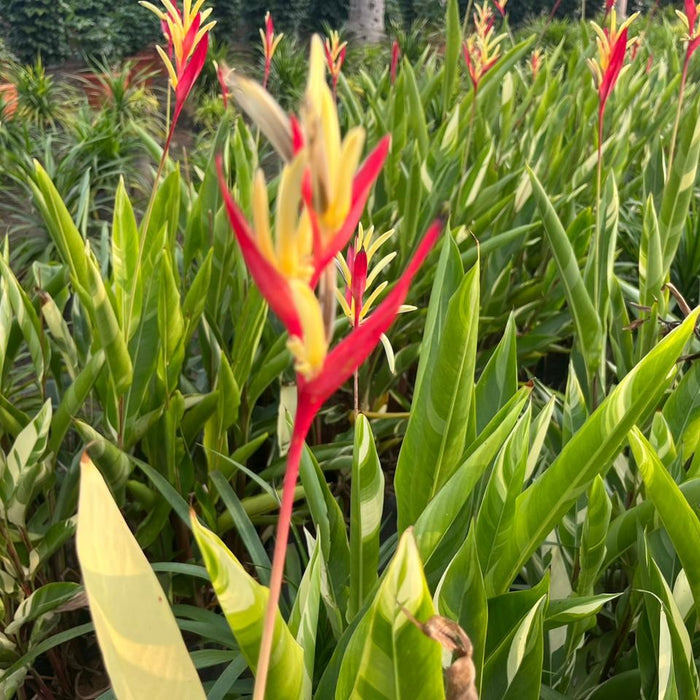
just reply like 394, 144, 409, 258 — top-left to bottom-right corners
253, 397, 314, 700
667, 53, 689, 179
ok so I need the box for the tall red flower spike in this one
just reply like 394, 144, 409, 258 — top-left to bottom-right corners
324, 30, 347, 99
391, 39, 401, 84
260, 11, 283, 90
588, 9, 637, 148
217, 34, 443, 700
677, 0, 700, 65
141, 0, 215, 148
463, 1, 504, 93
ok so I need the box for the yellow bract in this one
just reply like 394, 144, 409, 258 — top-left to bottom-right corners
303, 36, 366, 237
287, 280, 328, 377
252, 154, 313, 282
588, 9, 638, 85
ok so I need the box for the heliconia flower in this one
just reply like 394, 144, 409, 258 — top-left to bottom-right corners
587, 9, 638, 126
259, 11, 283, 90
529, 47, 543, 78
140, 0, 215, 141
213, 60, 229, 109
222, 37, 390, 290
337, 224, 413, 372
676, 0, 700, 64
324, 29, 347, 99
646, 53, 654, 73
463, 1, 504, 93
391, 39, 401, 84
604, 0, 615, 18
493, 0, 508, 18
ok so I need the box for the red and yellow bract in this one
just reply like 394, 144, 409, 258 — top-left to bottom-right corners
217, 34, 441, 700
140, 0, 214, 142
259, 11, 283, 90
324, 30, 347, 98
463, 1, 504, 93
391, 39, 401, 84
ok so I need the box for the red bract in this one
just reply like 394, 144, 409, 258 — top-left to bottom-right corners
391, 39, 401, 84
259, 11, 283, 90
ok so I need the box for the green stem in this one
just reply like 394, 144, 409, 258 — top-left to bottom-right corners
253, 396, 315, 700
667, 53, 689, 179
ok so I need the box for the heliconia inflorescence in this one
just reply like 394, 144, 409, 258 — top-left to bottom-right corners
677, 0, 700, 66
587, 8, 637, 146
391, 39, 401, 84
259, 10, 283, 90
493, 0, 508, 18
324, 30, 347, 99
139, 0, 215, 145
217, 35, 441, 699
463, 1, 504, 93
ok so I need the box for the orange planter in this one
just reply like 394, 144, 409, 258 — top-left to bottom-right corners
0, 83, 18, 119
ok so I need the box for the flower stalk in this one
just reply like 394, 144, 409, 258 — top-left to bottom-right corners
218, 36, 441, 697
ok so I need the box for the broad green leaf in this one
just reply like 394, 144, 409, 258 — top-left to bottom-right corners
638, 534, 700, 699
436, 527, 487, 694
348, 415, 384, 622
639, 194, 663, 307
74, 420, 130, 491
528, 166, 602, 378
562, 363, 588, 445
474, 313, 518, 434
395, 261, 479, 530
660, 99, 700, 272
182, 250, 213, 345
158, 252, 185, 393
629, 427, 700, 615
0, 247, 48, 379
5, 582, 81, 635
231, 287, 267, 391
336, 529, 444, 699
40, 291, 78, 379
526, 396, 555, 480
489, 309, 700, 594
77, 455, 205, 699
477, 408, 530, 592
545, 593, 619, 627
1, 399, 51, 526
441, 0, 461, 116
413, 234, 463, 401
414, 387, 530, 570
299, 442, 350, 634
112, 179, 140, 330
209, 471, 271, 585
577, 475, 611, 595
191, 514, 305, 698
402, 61, 429, 158
288, 534, 322, 696
662, 362, 700, 463
482, 595, 546, 700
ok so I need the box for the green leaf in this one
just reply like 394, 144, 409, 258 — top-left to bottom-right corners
442, 0, 461, 116
77, 455, 205, 699
288, 534, 322, 696
348, 415, 384, 622
577, 475, 611, 595
639, 194, 664, 307
482, 595, 547, 700
489, 309, 700, 594
474, 313, 518, 433
298, 442, 350, 634
112, 178, 140, 330
413, 234, 463, 401
336, 529, 444, 699
191, 514, 305, 698
0, 246, 49, 379
629, 426, 700, 616
436, 526, 487, 694
209, 471, 271, 585
528, 166, 602, 378
414, 387, 530, 570
395, 261, 480, 530
1, 399, 51, 526
662, 362, 700, 463
660, 99, 700, 272
158, 252, 185, 393
545, 593, 619, 627
5, 582, 81, 635
477, 408, 531, 593
402, 61, 429, 159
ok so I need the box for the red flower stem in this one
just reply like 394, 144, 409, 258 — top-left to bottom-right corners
253, 398, 315, 700
668, 53, 690, 179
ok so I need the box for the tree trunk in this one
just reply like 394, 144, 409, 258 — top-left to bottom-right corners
616, 0, 627, 19
347, 0, 385, 44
